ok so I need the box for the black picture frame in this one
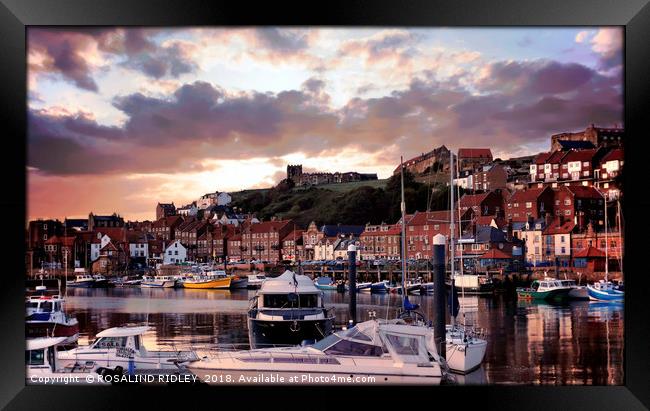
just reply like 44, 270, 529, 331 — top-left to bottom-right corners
1, 0, 649, 409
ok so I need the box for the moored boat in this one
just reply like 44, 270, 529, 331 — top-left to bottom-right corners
247, 270, 334, 349
26, 337, 111, 385
26, 294, 79, 343
66, 272, 96, 288
557, 279, 589, 300
185, 318, 446, 385
587, 280, 624, 302
516, 279, 572, 301
247, 273, 267, 289
182, 274, 232, 289
370, 280, 389, 293
57, 326, 199, 370
140, 275, 176, 288
314, 276, 338, 291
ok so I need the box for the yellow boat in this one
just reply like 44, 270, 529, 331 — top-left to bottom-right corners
182, 276, 232, 289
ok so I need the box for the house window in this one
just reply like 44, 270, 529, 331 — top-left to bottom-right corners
409, 226, 414, 232
564, 199, 571, 205
434, 224, 439, 230
423, 225, 429, 231
561, 246, 566, 254
564, 210, 571, 216
525, 202, 532, 208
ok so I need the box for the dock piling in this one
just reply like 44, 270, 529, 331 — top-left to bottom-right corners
432, 233, 446, 360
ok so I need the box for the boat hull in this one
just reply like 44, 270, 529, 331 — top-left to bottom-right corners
230, 277, 249, 289
26, 321, 79, 342
141, 281, 176, 288
568, 286, 589, 300
247, 317, 333, 349
314, 283, 337, 291
516, 288, 571, 301
66, 281, 95, 288
445, 339, 487, 374
587, 285, 624, 301
183, 278, 231, 289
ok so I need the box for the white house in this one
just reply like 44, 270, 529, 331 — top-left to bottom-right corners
163, 240, 187, 264
314, 238, 335, 261
129, 242, 148, 258
89, 233, 110, 262
197, 191, 233, 209
177, 203, 198, 216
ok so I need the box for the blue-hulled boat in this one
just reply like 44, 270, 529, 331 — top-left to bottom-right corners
370, 280, 389, 293
314, 276, 337, 291
587, 280, 624, 302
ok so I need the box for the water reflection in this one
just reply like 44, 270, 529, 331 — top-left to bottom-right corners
62, 288, 624, 385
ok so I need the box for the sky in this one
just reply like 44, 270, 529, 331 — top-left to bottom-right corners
27, 27, 623, 222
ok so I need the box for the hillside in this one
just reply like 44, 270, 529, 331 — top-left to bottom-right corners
229, 173, 463, 228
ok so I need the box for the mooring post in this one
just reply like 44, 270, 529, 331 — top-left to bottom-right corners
433, 233, 446, 360
348, 244, 357, 326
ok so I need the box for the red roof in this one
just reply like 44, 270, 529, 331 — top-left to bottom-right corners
564, 185, 603, 199
534, 152, 553, 165
508, 187, 550, 203
96, 227, 126, 242
561, 149, 598, 163
543, 218, 576, 235
601, 148, 624, 163
458, 148, 492, 159
478, 249, 511, 259
249, 220, 292, 233
407, 210, 465, 226
574, 246, 606, 258
283, 230, 304, 241
459, 193, 490, 209
545, 150, 567, 164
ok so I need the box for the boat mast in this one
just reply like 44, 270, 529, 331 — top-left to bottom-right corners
400, 156, 408, 306
603, 192, 609, 282
617, 199, 623, 276
449, 150, 456, 325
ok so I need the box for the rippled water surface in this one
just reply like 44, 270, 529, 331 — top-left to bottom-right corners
63, 287, 624, 385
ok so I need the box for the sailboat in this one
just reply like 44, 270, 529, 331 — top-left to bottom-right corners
445, 150, 488, 374
586, 193, 624, 302
396, 155, 487, 374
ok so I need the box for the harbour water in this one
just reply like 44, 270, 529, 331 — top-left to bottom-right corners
63, 287, 624, 385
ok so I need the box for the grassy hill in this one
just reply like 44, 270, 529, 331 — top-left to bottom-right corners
229, 173, 461, 228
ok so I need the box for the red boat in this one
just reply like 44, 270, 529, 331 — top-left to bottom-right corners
26, 295, 79, 343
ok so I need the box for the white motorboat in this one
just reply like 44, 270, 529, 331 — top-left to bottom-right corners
185, 319, 446, 385
247, 273, 267, 289
26, 337, 110, 385
57, 326, 199, 370
248, 270, 334, 348
140, 275, 177, 288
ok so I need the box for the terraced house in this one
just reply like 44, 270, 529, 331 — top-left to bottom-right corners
359, 223, 401, 260
241, 220, 296, 262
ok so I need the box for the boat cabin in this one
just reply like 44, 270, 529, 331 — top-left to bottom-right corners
26, 295, 64, 317
26, 337, 68, 373
311, 320, 437, 365
75, 274, 94, 282
88, 326, 150, 355
531, 279, 566, 291
255, 271, 323, 310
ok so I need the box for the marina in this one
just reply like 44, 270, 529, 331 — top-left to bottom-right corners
54, 286, 623, 385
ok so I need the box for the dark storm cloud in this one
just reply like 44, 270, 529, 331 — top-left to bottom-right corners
29, 28, 198, 90
28, 56, 623, 176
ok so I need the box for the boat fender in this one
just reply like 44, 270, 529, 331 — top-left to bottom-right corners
289, 320, 300, 332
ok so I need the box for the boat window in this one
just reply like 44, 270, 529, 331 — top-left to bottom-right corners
40, 302, 53, 312
26, 302, 39, 309
26, 349, 45, 365
93, 337, 128, 349
532, 282, 539, 291
311, 334, 341, 351
384, 334, 420, 356
323, 339, 384, 357
133, 335, 141, 350
272, 356, 319, 364
346, 327, 373, 342
263, 294, 319, 308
